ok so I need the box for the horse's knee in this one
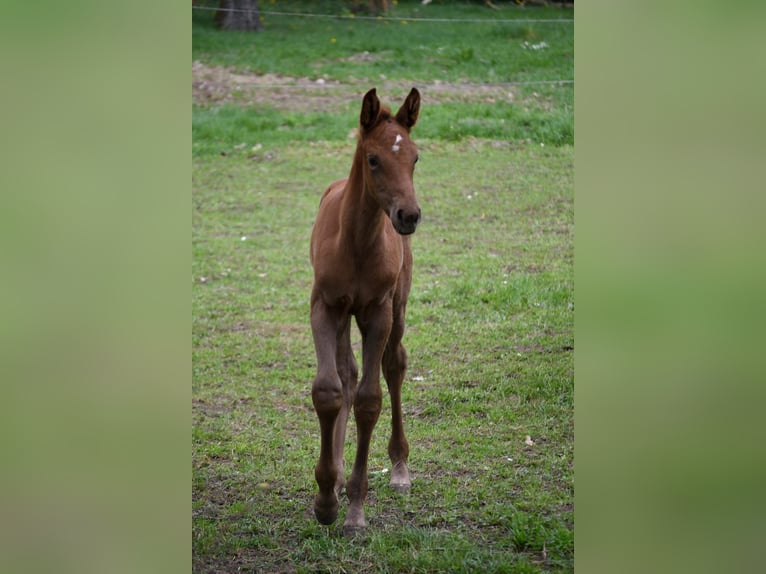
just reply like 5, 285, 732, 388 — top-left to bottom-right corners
312, 375, 343, 417
353, 385, 382, 425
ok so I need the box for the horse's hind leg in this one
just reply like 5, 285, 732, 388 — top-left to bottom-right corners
382, 300, 411, 493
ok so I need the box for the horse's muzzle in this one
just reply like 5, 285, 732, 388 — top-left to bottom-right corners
392, 206, 421, 235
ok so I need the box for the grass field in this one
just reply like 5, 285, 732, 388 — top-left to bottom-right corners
193, 2, 573, 572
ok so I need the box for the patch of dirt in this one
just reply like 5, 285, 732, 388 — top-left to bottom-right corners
192, 61, 348, 111
192, 397, 230, 417
342, 50, 390, 63
192, 61, 528, 111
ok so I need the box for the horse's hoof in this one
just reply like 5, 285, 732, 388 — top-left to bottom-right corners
390, 461, 411, 493
343, 505, 366, 535
313, 494, 339, 525
314, 505, 338, 525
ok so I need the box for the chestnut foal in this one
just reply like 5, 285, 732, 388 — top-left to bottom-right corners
309, 88, 422, 534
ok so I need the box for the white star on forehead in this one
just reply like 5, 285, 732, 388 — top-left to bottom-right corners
392, 133, 403, 153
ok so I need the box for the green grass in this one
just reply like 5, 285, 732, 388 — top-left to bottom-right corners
193, 1, 573, 84
192, 98, 572, 156
193, 2, 573, 572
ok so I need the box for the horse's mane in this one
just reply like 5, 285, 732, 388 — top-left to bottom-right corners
376, 107, 392, 122
357, 106, 392, 141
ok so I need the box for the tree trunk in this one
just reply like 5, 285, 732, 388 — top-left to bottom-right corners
216, 0, 263, 31
369, 0, 390, 13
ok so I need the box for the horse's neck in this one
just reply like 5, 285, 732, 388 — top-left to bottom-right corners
341, 152, 388, 247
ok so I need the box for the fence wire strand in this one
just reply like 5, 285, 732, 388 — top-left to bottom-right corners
192, 5, 573, 24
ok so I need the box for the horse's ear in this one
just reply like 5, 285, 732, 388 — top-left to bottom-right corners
395, 88, 420, 131
360, 88, 381, 133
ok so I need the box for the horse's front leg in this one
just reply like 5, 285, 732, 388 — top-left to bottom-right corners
382, 297, 411, 493
344, 298, 393, 534
332, 317, 358, 496
310, 292, 346, 525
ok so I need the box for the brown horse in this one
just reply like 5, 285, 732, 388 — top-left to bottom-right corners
309, 88, 422, 534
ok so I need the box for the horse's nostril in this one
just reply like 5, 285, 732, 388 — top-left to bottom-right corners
394, 207, 420, 231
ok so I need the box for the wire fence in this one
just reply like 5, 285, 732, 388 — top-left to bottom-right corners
192, 5, 573, 24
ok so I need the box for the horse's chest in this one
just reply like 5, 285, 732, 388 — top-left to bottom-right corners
355, 262, 399, 301
316, 247, 402, 309
343, 252, 399, 303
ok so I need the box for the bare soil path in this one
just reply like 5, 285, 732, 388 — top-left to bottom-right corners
192, 61, 529, 111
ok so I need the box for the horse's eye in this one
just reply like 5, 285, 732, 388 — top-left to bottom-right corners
367, 155, 380, 169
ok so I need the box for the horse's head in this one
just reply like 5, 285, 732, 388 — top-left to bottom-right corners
358, 88, 422, 235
